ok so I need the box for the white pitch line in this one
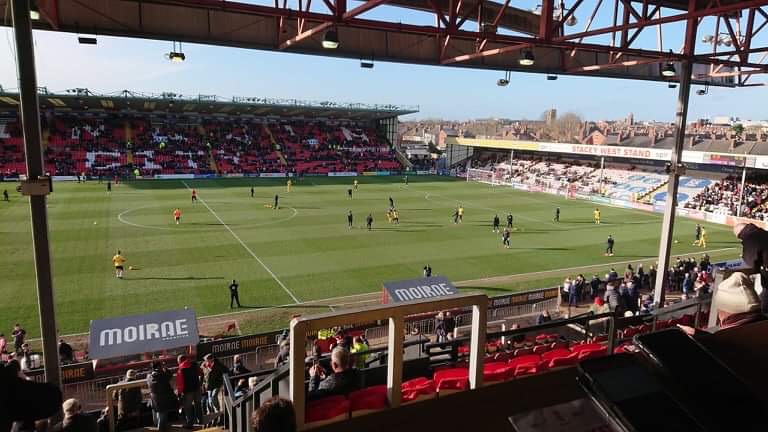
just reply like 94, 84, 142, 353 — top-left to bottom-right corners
182, 181, 301, 304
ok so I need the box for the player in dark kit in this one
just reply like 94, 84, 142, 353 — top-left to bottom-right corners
492, 215, 500, 233
2, 189, 8, 201
502, 228, 511, 249
348, 188, 353, 199
229, 280, 241, 308
274, 194, 279, 209
389, 196, 394, 208
605, 235, 615, 256
106, 181, 112, 194
250, 186, 255, 198
506, 213, 514, 229
347, 211, 353, 229
554, 207, 560, 222
366, 213, 373, 231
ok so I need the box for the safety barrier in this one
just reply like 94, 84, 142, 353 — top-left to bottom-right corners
289, 293, 488, 429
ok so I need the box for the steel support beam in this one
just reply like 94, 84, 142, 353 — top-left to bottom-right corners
653, 60, 692, 307
11, 0, 62, 390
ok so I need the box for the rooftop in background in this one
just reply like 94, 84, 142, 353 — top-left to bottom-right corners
0, 88, 418, 121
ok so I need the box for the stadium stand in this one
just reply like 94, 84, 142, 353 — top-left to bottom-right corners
685, 176, 768, 220
0, 113, 401, 178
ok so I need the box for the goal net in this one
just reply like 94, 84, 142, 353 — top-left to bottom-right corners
466, 168, 505, 185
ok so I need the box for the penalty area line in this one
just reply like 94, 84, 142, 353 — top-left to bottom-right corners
181, 181, 301, 304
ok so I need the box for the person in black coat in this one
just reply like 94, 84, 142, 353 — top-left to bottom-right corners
231, 355, 251, 376
147, 362, 176, 432
308, 347, 362, 400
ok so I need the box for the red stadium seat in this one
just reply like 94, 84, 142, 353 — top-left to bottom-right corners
483, 362, 510, 385
548, 352, 581, 368
578, 348, 607, 360
540, 348, 571, 362
507, 354, 541, 377
570, 343, 604, 354
402, 377, 436, 404
306, 396, 350, 427
349, 385, 388, 417
434, 368, 469, 395
532, 344, 551, 354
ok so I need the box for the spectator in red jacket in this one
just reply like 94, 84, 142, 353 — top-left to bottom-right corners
176, 355, 203, 428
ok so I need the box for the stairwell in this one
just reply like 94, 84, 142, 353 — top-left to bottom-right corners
638, 180, 669, 203
124, 121, 134, 164
264, 124, 289, 168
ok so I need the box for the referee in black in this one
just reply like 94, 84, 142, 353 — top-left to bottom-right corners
229, 279, 242, 308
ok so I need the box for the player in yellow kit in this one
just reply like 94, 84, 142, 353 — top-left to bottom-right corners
457, 205, 464, 223
112, 250, 126, 279
695, 228, 708, 248
593, 208, 601, 224
286, 179, 293, 192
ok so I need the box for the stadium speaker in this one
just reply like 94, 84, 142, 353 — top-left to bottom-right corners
78, 37, 98, 45
360, 61, 374, 69
547, 75, 558, 81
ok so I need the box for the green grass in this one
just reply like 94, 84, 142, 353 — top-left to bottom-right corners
0, 176, 740, 338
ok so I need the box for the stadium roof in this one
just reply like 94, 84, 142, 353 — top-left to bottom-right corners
2, 0, 768, 86
0, 88, 418, 120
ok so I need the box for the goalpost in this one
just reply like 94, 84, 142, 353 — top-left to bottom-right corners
467, 168, 505, 186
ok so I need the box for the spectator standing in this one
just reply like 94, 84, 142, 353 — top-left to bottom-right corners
274, 337, 290, 368
444, 311, 456, 340
589, 274, 602, 299
176, 355, 203, 429
231, 355, 250, 375
603, 283, 623, 315
19, 343, 37, 371
12, 324, 26, 353
147, 361, 176, 432
116, 369, 143, 428
434, 312, 447, 343
252, 397, 297, 432
682, 272, 693, 296
308, 348, 362, 399
202, 354, 228, 414
58, 339, 74, 365
350, 336, 369, 369
52, 399, 97, 432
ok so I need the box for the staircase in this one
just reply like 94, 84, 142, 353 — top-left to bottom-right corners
637, 180, 669, 203
209, 156, 219, 174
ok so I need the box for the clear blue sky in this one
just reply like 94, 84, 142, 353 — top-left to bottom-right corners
1, 8, 766, 122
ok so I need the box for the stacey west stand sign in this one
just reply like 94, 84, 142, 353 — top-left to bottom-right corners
89, 309, 199, 359
382, 275, 459, 303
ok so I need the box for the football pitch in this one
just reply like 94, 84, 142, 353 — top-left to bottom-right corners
0, 176, 740, 338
